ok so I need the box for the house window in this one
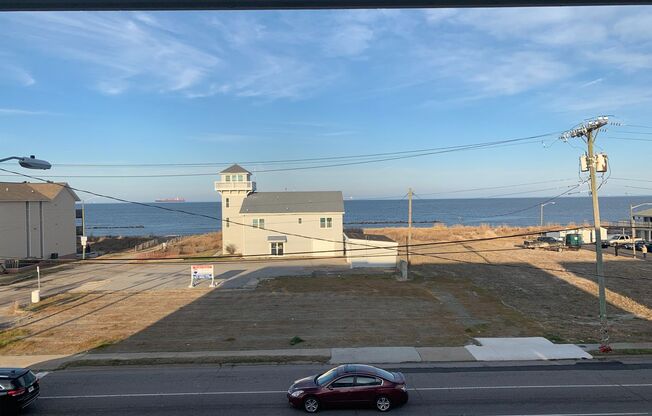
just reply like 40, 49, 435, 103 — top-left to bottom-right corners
226, 218, 230, 228
237, 174, 244, 182
225, 198, 230, 208
253, 218, 265, 229
271, 242, 284, 256
298, 218, 302, 224
225, 175, 231, 182
320, 217, 333, 228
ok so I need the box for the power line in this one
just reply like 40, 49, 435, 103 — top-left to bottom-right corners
464, 182, 587, 220
0, 139, 548, 178
0, 132, 560, 170
413, 178, 576, 197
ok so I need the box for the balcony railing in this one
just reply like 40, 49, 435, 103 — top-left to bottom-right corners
215, 181, 256, 192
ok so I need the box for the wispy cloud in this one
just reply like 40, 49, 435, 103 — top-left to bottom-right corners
0, 61, 35, 86
2, 12, 219, 96
0, 108, 50, 116
191, 133, 255, 144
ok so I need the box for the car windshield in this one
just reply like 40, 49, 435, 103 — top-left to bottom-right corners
316, 368, 339, 386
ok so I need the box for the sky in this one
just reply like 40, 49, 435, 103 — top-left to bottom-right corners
1, 6, 652, 202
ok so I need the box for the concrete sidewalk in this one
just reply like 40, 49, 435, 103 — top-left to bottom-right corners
2, 338, 650, 371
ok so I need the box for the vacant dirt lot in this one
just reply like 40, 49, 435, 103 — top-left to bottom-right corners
0, 226, 650, 355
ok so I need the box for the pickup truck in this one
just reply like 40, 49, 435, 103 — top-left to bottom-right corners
602, 234, 643, 248
524, 236, 563, 250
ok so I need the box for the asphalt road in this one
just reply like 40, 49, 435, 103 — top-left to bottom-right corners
25, 361, 652, 415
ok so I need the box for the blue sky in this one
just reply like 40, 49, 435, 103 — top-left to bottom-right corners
1, 7, 651, 202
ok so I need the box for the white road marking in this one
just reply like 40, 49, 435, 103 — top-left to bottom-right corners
35, 372, 49, 380
487, 413, 649, 416
41, 390, 287, 399
413, 383, 652, 391
40, 383, 652, 400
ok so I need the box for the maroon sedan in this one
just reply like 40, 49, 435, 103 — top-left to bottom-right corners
287, 364, 408, 413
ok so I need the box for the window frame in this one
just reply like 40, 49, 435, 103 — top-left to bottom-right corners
330, 376, 355, 389
270, 242, 284, 256
320, 217, 333, 228
225, 197, 230, 208
354, 375, 382, 387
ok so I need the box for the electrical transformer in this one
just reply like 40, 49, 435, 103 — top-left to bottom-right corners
596, 153, 608, 172
580, 155, 589, 172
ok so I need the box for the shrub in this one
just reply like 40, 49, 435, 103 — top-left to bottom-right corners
225, 244, 237, 255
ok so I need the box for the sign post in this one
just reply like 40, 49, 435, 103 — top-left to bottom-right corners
80, 235, 88, 260
189, 265, 215, 288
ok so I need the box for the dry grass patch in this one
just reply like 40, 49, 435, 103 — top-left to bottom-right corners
136, 232, 222, 259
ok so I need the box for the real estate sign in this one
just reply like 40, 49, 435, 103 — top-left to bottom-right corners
189, 264, 215, 288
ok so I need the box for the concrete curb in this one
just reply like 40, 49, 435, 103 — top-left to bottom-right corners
2, 340, 651, 371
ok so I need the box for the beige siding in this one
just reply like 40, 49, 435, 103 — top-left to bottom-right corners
0, 202, 28, 258
344, 236, 398, 268
0, 192, 76, 259
41, 192, 77, 258
241, 213, 344, 257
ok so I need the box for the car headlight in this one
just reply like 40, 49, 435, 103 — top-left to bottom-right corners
290, 390, 304, 398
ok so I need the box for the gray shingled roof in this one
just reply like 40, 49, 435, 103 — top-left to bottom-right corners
344, 231, 395, 242
240, 191, 344, 214
0, 182, 80, 202
220, 164, 251, 174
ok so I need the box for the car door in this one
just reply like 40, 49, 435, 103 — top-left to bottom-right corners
323, 376, 356, 405
352, 375, 383, 404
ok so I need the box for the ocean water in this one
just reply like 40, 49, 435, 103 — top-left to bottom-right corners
81, 196, 652, 237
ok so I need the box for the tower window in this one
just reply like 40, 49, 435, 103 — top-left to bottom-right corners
226, 218, 230, 228
298, 218, 302, 224
225, 198, 230, 208
225, 175, 231, 182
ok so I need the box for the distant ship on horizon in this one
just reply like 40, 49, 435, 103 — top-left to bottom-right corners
154, 197, 186, 203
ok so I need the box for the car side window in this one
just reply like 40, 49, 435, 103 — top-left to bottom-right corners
355, 376, 381, 387
331, 376, 355, 388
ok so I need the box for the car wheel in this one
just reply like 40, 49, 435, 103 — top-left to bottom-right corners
376, 396, 391, 412
303, 396, 319, 413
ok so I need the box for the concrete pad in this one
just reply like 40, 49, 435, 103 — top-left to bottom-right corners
0, 355, 72, 370
330, 347, 421, 364
416, 347, 475, 362
466, 337, 592, 361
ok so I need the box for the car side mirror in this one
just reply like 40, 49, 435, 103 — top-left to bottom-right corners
327, 385, 333, 390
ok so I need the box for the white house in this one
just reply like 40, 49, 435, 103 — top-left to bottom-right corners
0, 182, 80, 259
344, 231, 398, 268
546, 226, 607, 244
215, 164, 344, 257
633, 208, 652, 241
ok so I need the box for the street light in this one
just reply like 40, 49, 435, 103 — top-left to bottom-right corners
540, 201, 556, 227
0, 155, 51, 170
631, 202, 652, 258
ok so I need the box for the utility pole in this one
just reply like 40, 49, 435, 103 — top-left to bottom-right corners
631, 204, 636, 259
81, 201, 87, 260
561, 116, 610, 352
540, 201, 555, 228
407, 188, 413, 268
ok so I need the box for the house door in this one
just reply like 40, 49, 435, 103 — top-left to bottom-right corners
271, 242, 284, 256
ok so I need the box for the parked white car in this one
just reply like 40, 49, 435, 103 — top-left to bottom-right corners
603, 234, 642, 248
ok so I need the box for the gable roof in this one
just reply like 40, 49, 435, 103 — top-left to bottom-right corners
240, 191, 344, 214
634, 208, 652, 218
0, 182, 80, 202
220, 164, 251, 174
